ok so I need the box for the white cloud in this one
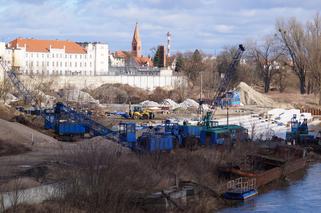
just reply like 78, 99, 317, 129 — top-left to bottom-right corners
0, 0, 320, 54
214, 24, 234, 33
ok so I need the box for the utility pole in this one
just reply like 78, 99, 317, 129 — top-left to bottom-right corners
198, 72, 204, 116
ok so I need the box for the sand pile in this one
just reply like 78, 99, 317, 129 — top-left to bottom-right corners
179, 99, 199, 109
140, 100, 160, 107
161, 99, 180, 109
64, 89, 99, 104
236, 82, 275, 107
0, 118, 58, 150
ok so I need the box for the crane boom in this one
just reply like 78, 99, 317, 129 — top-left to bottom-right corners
0, 58, 36, 104
214, 44, 245, 103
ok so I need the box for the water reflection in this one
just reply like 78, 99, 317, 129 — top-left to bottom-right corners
220, 164, 321, 212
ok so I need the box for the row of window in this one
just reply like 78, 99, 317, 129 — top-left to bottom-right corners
25, 69, 93, 76
26, 61, 93, 68
26, 52, 92, 59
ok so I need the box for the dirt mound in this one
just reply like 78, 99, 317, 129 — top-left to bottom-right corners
0, 118, 58, 147
90, 83, 148, 104
236, 82, 275, 107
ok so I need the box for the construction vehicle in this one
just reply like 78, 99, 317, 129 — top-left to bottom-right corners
0, 57, 115, 140
212, 44, 245, 108
129, 104, 155, 120
286, 115, 314, 144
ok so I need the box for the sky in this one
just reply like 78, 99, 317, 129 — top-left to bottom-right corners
0, 0, 320, 55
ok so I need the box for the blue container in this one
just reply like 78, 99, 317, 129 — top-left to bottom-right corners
139, 133, 173, 152
119, 122, 137, 148
181, 125, 202, 138
200, 130, 220, 145
44, 114, 56, 129
56, 122, 86, 136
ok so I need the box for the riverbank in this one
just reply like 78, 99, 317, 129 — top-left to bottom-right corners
219, 162, 321, 212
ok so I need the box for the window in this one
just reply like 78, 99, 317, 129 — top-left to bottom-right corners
36, 61, 39, 66
52, 62, 54, 66
47, 62, 49, 66
85, 55, 86, 59
52, 54, 54, 58
65, 62, 67, 66
60, 62, 62, 66
70, 55, 72, 58
65, 55, 67, 58
75, 62, 77, 67
60, 54, 62, 58
80, 62, 82, 67
42, 61, 44, 66
26, 53, 28, 57
90, 62, 92, 67
26, 61, 28, 66
56, 62, 58, 66
75, 55, 77, 59
31, 53, 33, 58
80, 55, 82, 59
84, 62, 86, 67
70, 62, 72, 67
42, 54, 44, 58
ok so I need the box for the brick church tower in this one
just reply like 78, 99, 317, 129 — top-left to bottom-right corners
131, 23, 142, 57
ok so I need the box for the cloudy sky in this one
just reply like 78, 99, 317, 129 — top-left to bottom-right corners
0, 0, 320, 55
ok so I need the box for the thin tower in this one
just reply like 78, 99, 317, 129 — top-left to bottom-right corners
166, 32, 171, 58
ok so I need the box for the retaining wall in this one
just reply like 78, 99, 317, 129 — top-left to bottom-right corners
20, 74, 187, 91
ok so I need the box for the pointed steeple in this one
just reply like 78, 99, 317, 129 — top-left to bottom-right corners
132, 22, 142, 57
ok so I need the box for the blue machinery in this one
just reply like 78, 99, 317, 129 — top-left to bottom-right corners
0, 59, 115, 139
1, 57, 248, 152
118, 112, 248, 153
286, 115, 314, 143
213, 44, 245, 106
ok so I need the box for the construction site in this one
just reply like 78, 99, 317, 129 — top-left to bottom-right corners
1, 37, 321, 213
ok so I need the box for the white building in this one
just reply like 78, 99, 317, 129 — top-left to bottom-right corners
0, 38, 109, 76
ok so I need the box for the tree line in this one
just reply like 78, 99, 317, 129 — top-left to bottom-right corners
169, 13, 321, 104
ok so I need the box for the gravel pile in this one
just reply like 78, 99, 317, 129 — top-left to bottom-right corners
140, 100, 160, 107
161, 99, 180, 109
236, 82, 275, 106
179, 99, 199, 109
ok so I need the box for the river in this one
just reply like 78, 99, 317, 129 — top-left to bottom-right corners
220, 163, 321, 213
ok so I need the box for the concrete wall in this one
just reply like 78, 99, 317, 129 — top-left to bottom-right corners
20, 74, 187, 91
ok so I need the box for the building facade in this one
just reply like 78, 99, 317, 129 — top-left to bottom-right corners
0, 38, 109, 76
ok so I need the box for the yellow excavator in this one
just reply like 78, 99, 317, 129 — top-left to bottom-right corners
129, 103, 155, 120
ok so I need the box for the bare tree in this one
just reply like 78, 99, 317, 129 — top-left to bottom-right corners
306, 13, 321, 104
249, 36, 284, 93
276, 17, 309, 94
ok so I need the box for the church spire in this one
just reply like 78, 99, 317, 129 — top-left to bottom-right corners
132, 22, 142, 57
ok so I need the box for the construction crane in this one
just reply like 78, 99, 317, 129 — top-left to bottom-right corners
0, 57, 37, 105
213, 44, 245, 106
0, 57, 115, 139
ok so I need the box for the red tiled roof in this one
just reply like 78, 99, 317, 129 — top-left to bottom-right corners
114, 50, 129, 58
9, 38, 86, 54
134, 56, 153, 67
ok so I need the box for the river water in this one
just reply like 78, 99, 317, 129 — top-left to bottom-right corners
220, 163, 321, 213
